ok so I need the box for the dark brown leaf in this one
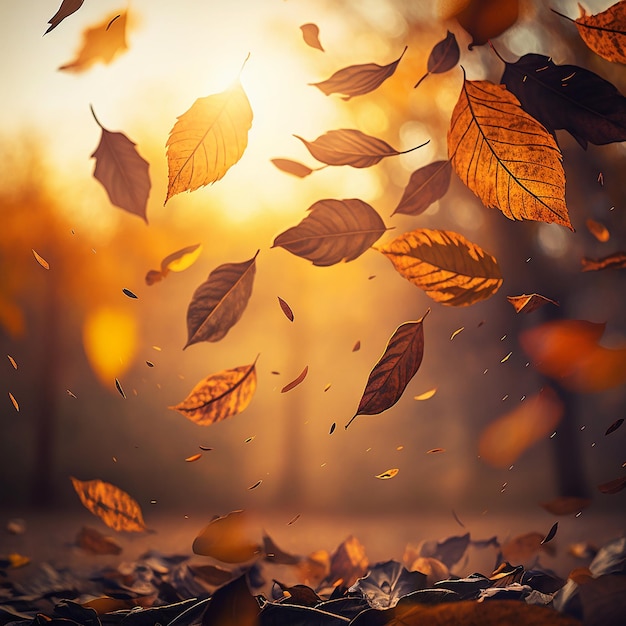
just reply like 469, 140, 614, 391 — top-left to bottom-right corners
352, 340, 361, 352
272, 198, 387, 266
598, 476, 626, 494
281, 366, 308, 393
273, 580, 321, 606
185, 251, 258, 347
541, 522, 559, 545
540, 496, 592, 515
346, 309, 429, 428
278, 296, 294, 322
415, 31, 460, 88
201, 573, 259, 626
507, 293, 559, 314
605, 418, 624, 435
248, 480, 262, 490
76, 526, 122, 555
90, 106, 151, 222
300, 23, 324, 51
122, 288, 138, 299
114, 377, 125, 399
271, 158, 315, 178
392, 160, 452, 216
45, 0, 84, 34
296, 129, 427, 168
329, 422, 336, 434
581, 251, 626, 271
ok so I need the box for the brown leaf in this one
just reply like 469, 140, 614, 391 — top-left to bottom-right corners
586, 218, 610, 242
415, 31, 460, 88
311, 47, 407, 100
169, 360, 257, 426
278, 296, 294, 322
501, 532, 546, 564
352, 340, 361, 352
605, 418, 624, 435
165, 77, 253, 203
507, 293, 559, 314
201, 573, 259, 626
541, 522, 559, 545
455, 0, 520, 49
405, 556, 450, 587
8, 392, 19, 412
70, 476, 147, 532
185, 251, 258, 347
122, 288, 137, 299
185, 453, 202, 462
346, 310, 429, 428
392, 160, 452, 216
272, 198, 387, 266
90, 106, 151, 222
193, 510, 261, 563
300, 23, 324, 51
478, 387, 563, 468
281, 366, 308, 393
296, 129, 427, 168
427, 448, 446, 454
568, 2, 626, 64
379, 229, 502, 306
45, 0, 84, 34
448, 77, 571, 229
76, 526, 122, 555
7, 355, 17, 370
598, 476, 626, 494
273, 580, 321, 606
271, 158, 315, 178
59, 11, 128, 72
327, 535, 369, 587
32, 249, 50, 270
581, 251, 626, 271
541, 496, 592, 516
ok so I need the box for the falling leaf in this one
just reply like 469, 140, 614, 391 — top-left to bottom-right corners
605, 418, 624, 435
415, 31, 460, 88
448, 76, 571, 229
281, 366, 308, 393
501, 53, 626, 149
278, 296, 294, 322
392, 160, 452, 217
376, 468, 400, 480
507, 293, 559, 314
520, 319, 626, 392
185, 453, 202, 462
346, 310, 429, 428
199, 445, 213, 451
581, 251, 626, 271
114, 377, 126, 399
553, 3, 626, 64
32, 249, 50, 270
455, 0, 519, 49
8, 392, 18, 412
185, 251, 258, 347
245, 436, 255, 443
146, 360, 154, 367
414, 387, 437, 400
598, 476, 626, 494
329, 422, 336, 434
165, 73, 253, 203
501, 532, 547, 563
70, 477, 146, 532
67, 389, 77, 398
311, 47, 407, 100
122, 288, 138, 299
146, 243, 203, 285
201, 573, 259, 626
170, 360, 257, 426
296, 129, 427, 168
450, 327, 464, 339
379, 229, 503, 306
271, 158, 315, 178
300, 23, 324, 51
248, 480, 262, 490
192, 510, 261, 562
327, 536, 369, 587
478, 387, 564, 467
272, 198, 387, 266
586, 219, 610, 242
45, 0, 84, 34
59, 11, 128, 72
541, 497, 592, 516
90, 106, 151, 223
7, 355, 17, 369
452, 510, 465, 528
76, 526, 122, 555
352, 340, 361, 352
541, 522, 559, 545
427, 448, 446, 454
272, 580, 321, 605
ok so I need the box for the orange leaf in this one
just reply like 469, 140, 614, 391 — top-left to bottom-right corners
300, 23, 324, 51
501, 532, 548, 564
32, 249, 50, 270
448, 77, 571, 229
8, 392, 19, 412
568, 2, 626, 64
507, 293, 559, 314
7, 355, 17, 370
311, 47, 407, 100
379, 229, 502, 306
185, 453, 202, 462
45, 0, 84, 34
392, 160, 452, 216
170, 360, 257, 426
414, 387, 437, 400
271, 158, 315, 178
375, 468, 399, 479
281, 366, 308, 393
327, 536, 368, 587
581, 251, 626, 271
586, 218, 610, 242
478, 387, 564, 467
70, 476, 147, 532
59, 11, 128, 72
165, 76, 253, 202
455, 0, 520, 49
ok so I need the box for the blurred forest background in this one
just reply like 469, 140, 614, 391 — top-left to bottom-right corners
0, 0, 624, 542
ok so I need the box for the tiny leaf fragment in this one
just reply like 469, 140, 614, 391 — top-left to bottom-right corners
300, 23, 324, 51
281, 366, 308, 393
507, 293, 559, 314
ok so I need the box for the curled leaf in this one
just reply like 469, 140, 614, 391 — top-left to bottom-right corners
185, 251, 258, 347
248, 480, 262, 490
392, 160, 452, 216
375, 468, 400, 480
272, 198, 387, 266
300, 23, 324, 51
166, 77, 253, 202
581, 251, 626, 271
379, 229, 502, 306
415, 31, 460, 88
185, 453, 202, 462
114, 377, 126, 399
146, 243, 202, 285
45, 0, 84, 34
7, 355, 17, 370
448, 76, 571, 229
346, 310, 429, 428
169, 360, 257, 426
281, 366, 308, 393
586, 219, 610, 242
296, 129, 427, 168
414, 387, 437, 400
32, 249, 50, 270
541, 522, 559, 545
70, 476, 146, 532
311, 47, 407, 100
192, 510, 261, 562
506, 293, 559, 314
271, 158, 315, 178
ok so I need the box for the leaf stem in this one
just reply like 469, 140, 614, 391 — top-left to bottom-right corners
400, 139, 430, 155
345, 414, 357, 430
414, 71, 429, 89
550, 8, 575, 23
487, 40, 508, 64
89, 104, 103, 129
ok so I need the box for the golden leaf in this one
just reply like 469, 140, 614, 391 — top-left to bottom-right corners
448, 78, 571, 229
379, 229, 502, 306
32, 249, 50, 270
8, 392, 18, 412
7, 355, 17, 370
169, 360, 257, 426
414, 387, 437, 400
165, 78, 253, 203
581, 251, 626, 271
70, 476, 147, 532
375, 468, 400, 479
145, 243, 202, 285
45, 0, 84, 34
573, 1, 626, 64
185, 453, 202, 462
586, 218, 610, 242
300, 23, 324, 51
192, 510, 261, 563
59, 11, 128, 72
506, 293, 559, 314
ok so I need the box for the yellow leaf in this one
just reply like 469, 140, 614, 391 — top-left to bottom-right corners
375, 468, 399, 479
162, 243, 202, 273
414, 387, 437, 400
70, 476, 147, 532
575, 1, 626, 64
448, 78, 571, 229
379, 229, 502, 306
169, 360, 257, 426
165, 79, 253, 203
